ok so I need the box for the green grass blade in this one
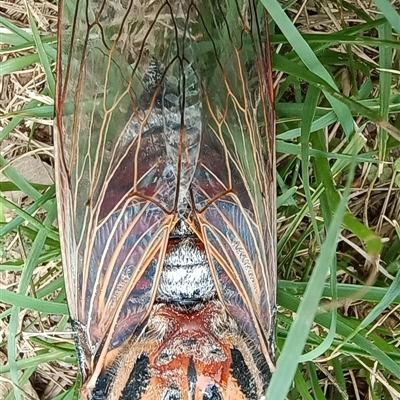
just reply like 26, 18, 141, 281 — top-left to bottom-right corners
372, 0, 400, 36
0, 289, 68, 315
260, 0, 355, 137
0, 155, 54, 212
267, 162, 356, 399
7, 202, 58, 400
0, 54, 40, 76
378, 19, 392, 164
26, 4, 56, 97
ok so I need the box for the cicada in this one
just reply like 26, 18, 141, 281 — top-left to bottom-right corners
55, 0, 276, 399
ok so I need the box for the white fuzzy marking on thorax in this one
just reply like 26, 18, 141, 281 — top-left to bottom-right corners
157, 238, 215, 303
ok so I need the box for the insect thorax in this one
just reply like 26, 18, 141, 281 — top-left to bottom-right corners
156, 219, 216, 305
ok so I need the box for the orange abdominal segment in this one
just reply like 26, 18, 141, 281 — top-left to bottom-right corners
150, 303, 231, 386
139, 302, 249, 399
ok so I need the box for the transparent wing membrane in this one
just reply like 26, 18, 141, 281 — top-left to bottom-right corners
56, 0, 275, 398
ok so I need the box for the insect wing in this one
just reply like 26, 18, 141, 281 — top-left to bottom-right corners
56, 0, 276, 396
189, 2, 276, 368
55, 0, 183, 384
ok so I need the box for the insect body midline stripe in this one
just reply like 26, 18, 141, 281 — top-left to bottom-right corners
132, 53, 183, 190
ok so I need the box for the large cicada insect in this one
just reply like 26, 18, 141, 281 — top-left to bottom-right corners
55, 0, 276, 399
